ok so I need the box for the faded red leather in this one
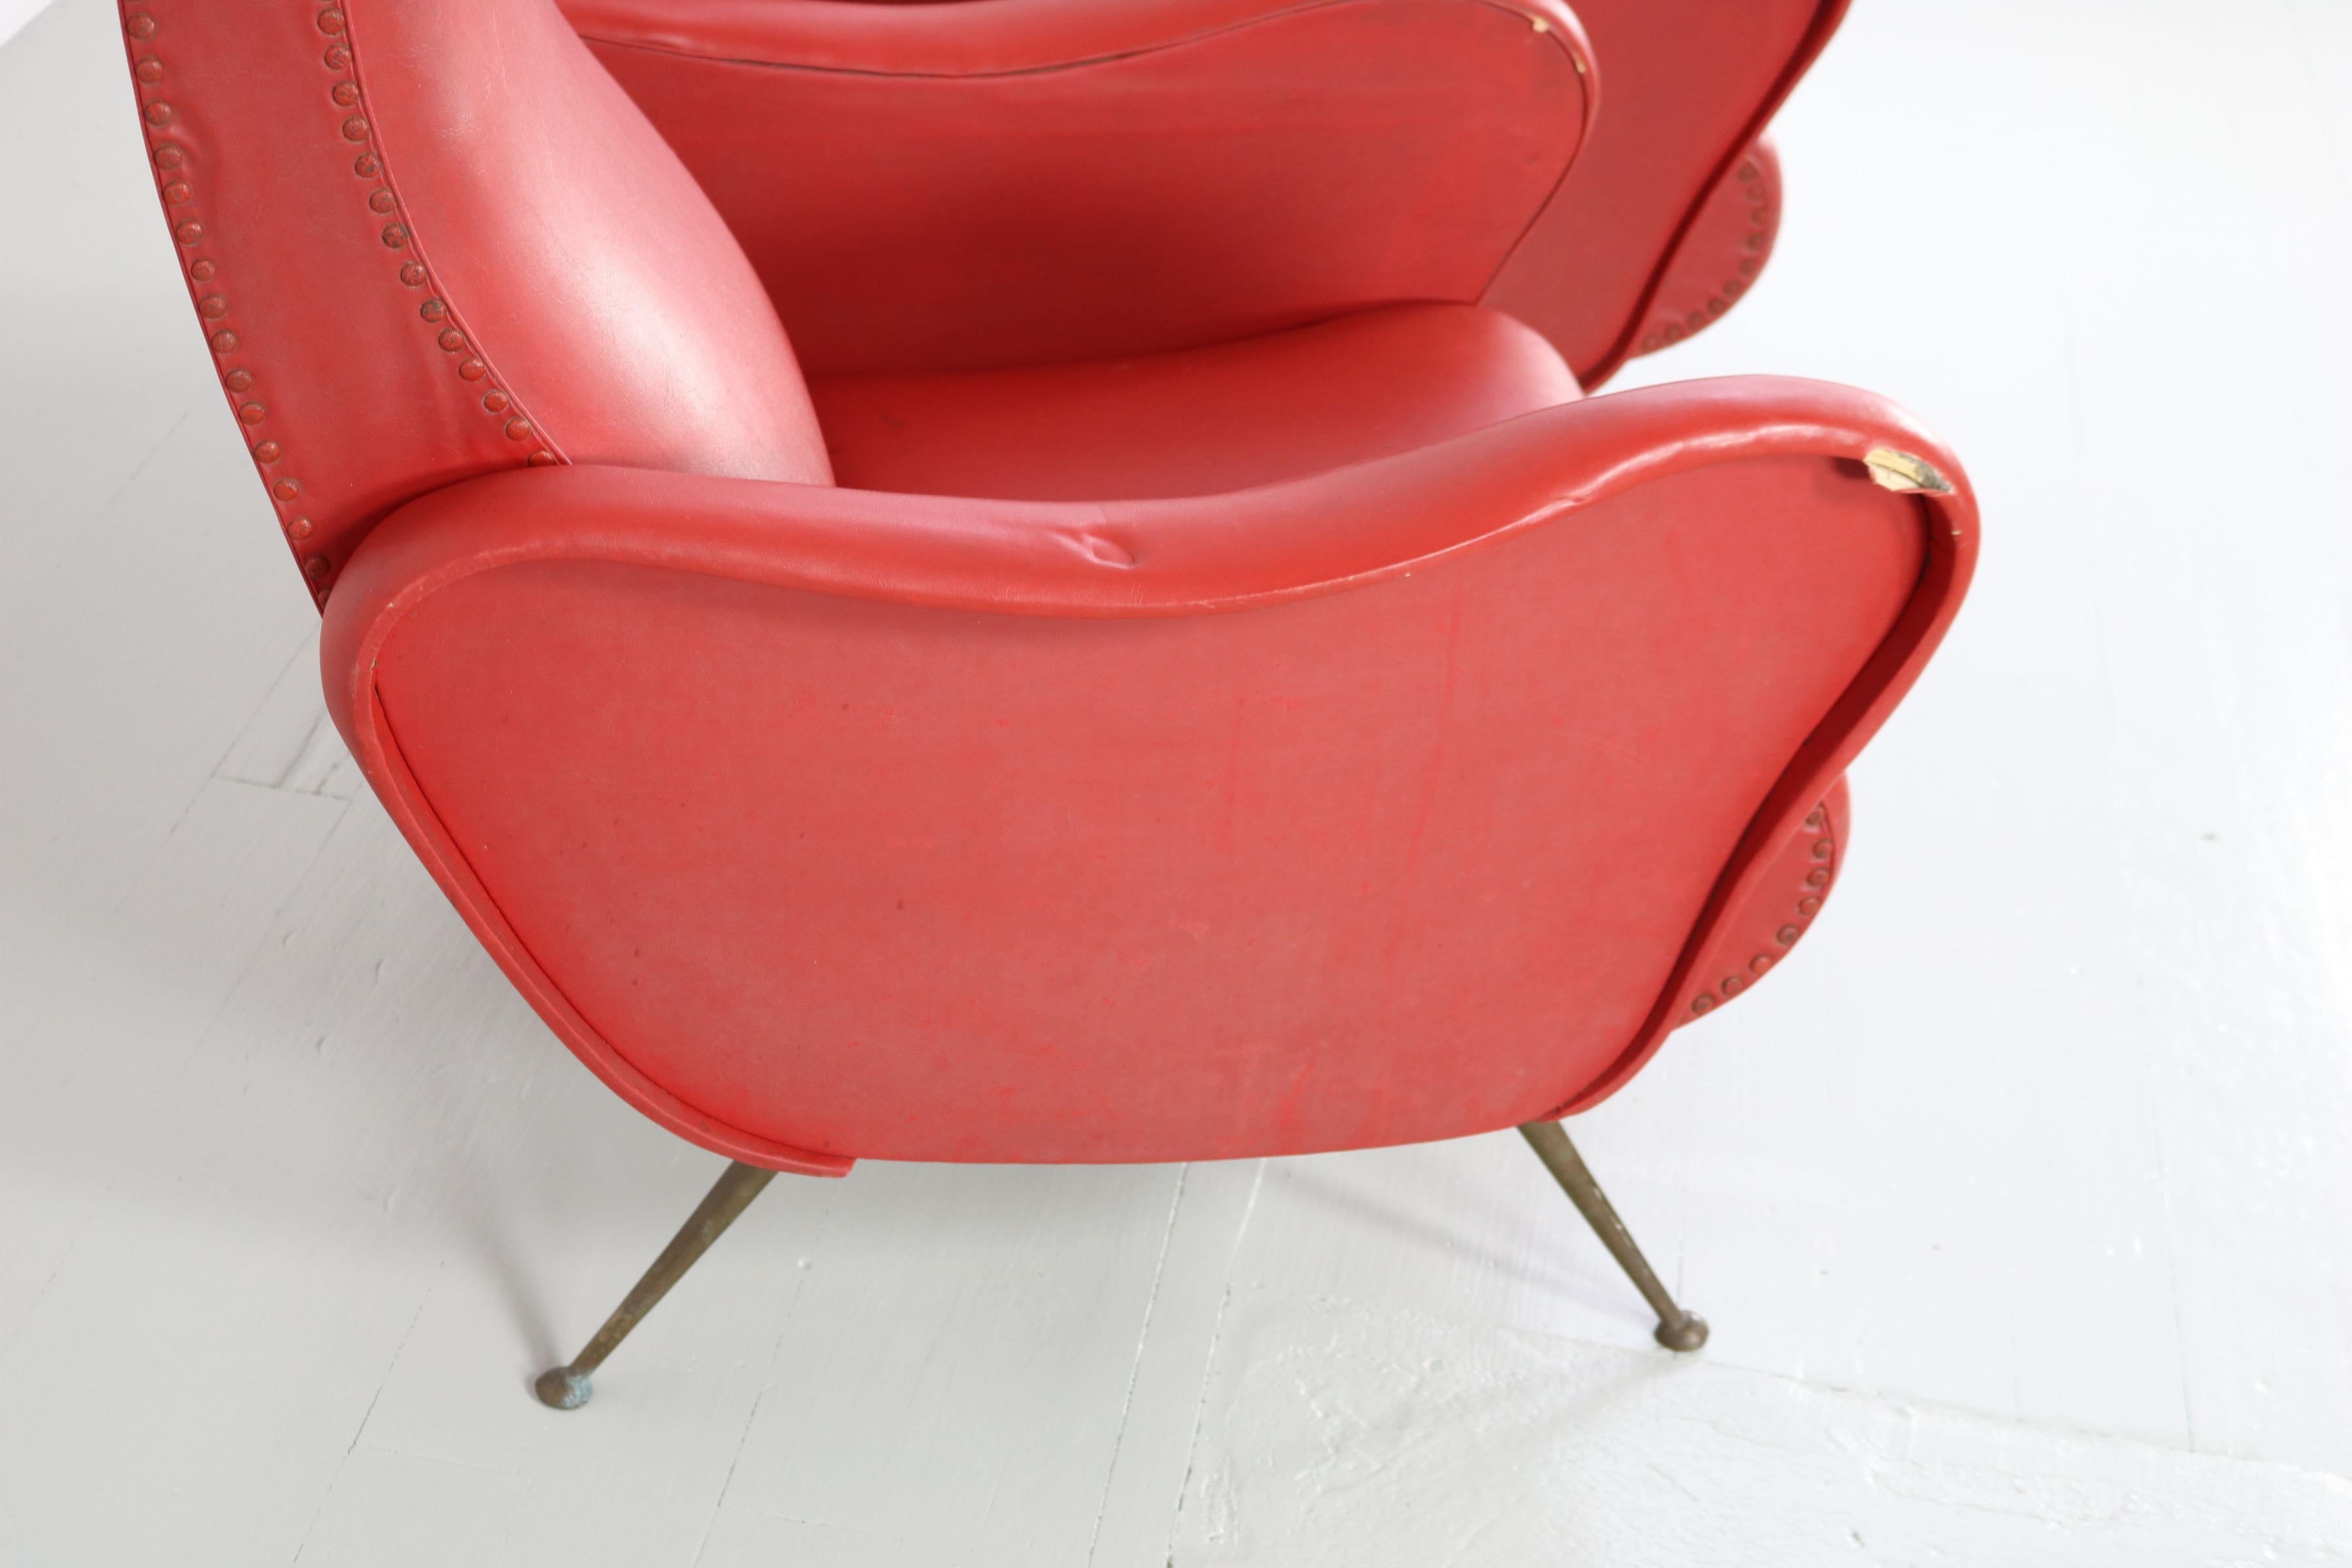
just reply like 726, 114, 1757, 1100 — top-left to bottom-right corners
124, 0, 1976, 1176
322, 380, 1974, 1168
1636, 138, 1784, 359
117, 0, 825, 608
1484, 0, 1844, 381
811, 304, 1583, 501
568, 0, 1597, 374
562, 0, 1839, 383
1679, 774, 1848, 1027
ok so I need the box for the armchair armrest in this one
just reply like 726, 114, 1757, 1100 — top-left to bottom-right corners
561, 0, 1596, 374
323, 377, 1973, 1169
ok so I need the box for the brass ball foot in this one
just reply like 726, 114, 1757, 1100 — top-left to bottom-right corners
1654, 1313, 1709, 1353
534, 1366, 593, 1409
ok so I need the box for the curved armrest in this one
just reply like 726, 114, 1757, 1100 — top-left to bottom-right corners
562, 0, 1595, 374
327, 376, 1959, 624
324, 377, 1973, 1169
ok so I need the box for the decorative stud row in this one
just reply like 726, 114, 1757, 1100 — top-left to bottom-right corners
1637, 154, 1773, 356
123, 2, 558, 610
1688, 802, 1835, 1018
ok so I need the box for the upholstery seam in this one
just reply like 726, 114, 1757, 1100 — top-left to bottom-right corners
1683, 783, 1838, 1022
118, 1, 570, 610
1571, 0, 1851, 387
1542, 496, 1940, 1120
577, 0, 1576, 83
1631, 145, 1779, 358
340, 0, 568, 500
366, 668, 849, 1175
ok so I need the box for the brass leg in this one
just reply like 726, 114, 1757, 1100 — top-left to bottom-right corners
1518, 1120, 1708, 1352
534, 1159, 779, 1409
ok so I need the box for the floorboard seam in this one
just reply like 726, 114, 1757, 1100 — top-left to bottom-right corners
288, 1275, 437, 1566
687, 1191, 837, 1568
0, 790, 356, 1373
1081, 1162, 1190, 1568
1161, 1161, 1265, 1567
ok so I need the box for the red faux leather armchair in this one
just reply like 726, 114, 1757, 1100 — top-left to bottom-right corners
118, 0, 1971, 1411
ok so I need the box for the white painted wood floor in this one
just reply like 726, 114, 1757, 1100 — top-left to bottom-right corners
7, 0, 2352, 1561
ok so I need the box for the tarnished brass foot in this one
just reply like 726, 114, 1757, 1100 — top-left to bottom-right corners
1518, 1120, 1708, 1353
534, 1159, 779, 1409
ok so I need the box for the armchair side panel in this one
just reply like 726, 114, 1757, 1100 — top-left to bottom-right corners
322, 383, 1972, 1168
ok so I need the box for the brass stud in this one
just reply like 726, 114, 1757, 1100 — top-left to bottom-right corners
153, 144, 182, 170
197, 295, 228, 319
1691, 993, 1715, 1015
456, 356, 485, 380
272, 478, 299, 501
224, 368, 253, 392
399, 262, 427, 287
382, 223, 408, 249
1797, 896, 1821, 916
143, 102, 172, 127
317, 8, 346, 35
125, 14, 156, 40
331, 82, 361, 107
1750, 955, 1773, 975
503, 416, 532, 441
237, 402, 267, 425
287, 516, 314, 540
527, 449, 557, 466
162, 180, 191, 204
437, 328, 466, 353
174, 220, 203, 244
1805, 809, 1825, 830
368, 189, 396, 214
208, 329, 238, 353
189, 259, 215, 281
1805, 868, 1829, 889
1722, 975, 1744, 997
135, 57, 164, 84
1812, 840, 1833, 860
352, 152, 380, 178
304, 554, 330, 578
419, 298, 446, 321
482, 389, 508, 413
1776, 924, 1800, 945
343, 116, 370, 143
253, 440, 282, 463
324, 43, 351, 69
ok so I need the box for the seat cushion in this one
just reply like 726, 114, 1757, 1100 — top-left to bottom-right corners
807, 303, 1581, 500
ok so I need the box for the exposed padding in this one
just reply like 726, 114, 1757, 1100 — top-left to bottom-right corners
810, 304, 1584, 502
570, 0, 1595, 374
325, 378, 1976, 1169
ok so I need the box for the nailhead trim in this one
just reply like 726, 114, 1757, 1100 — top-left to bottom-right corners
122, 1, 564, 609
1688, 797, 1837, 1018
1639, 154, 1775, 355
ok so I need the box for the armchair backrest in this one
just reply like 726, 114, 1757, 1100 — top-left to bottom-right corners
117, 0, 832, 606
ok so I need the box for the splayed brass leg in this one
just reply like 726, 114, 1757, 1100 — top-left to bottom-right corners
533, 1159, 779, 1409
1518, 1120, 1708, 1352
